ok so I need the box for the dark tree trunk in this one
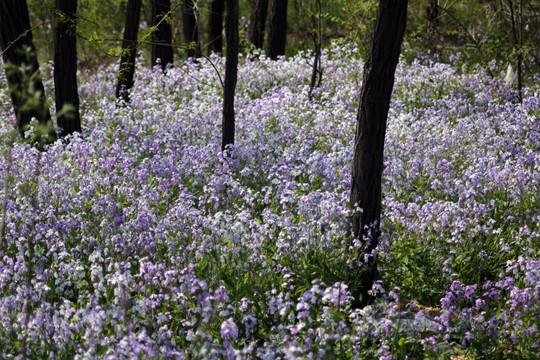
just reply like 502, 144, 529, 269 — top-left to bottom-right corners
151, 0, 173, 70
267, 0, 287, 59
182, 0, 200, 58
54, 0, 81, 137
116, 0, 142, 103
208, 0, 224, 55
349, 0, 408, 306
517, 0, 523, 103
0, 0, 56, 142
222, 0, 238, 152
309, 0, 322, 99
427, 0, 438, 35
248, 0, 268, 49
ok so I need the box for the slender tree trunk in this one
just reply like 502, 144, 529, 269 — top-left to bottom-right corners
427, 0, 438, 36
0, 0, 56, 143
54, 0, 81, 137
151, 0, 173, 70
349, 0, 408, 307
208, 0, 225, 54
309, 0, 322, 99
222, 0, 238, 152
517, 0, 523, 102
182, 0, 200, 58
116, 0, 142, 103
248, 0, 268, 49
267, 0, 288, 59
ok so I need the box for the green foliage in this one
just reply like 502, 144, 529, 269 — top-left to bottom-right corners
322, 0, 377, 56
22, 0, 540, 78
2, 47, 57, 147
405, 0, 539, 81
28, 0, 136, 67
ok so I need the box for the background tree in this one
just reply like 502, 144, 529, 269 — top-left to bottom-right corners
116, 0, 142, 103
309, 0, 322, 99
426, 0, 438, 36
0, 0, 56, 143
151, 0, 173, 70
506, 0, 524, 102
208, 0, 225, 54
18, 0, 539, 83
54, 0, 82, 137
222, 0, 239, 151
349, 0, 408, 306
248, 0, 268, 49
267, 0, 288, 59
182, 0, 201, 58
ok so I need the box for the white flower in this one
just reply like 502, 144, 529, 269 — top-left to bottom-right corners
322, 282, 350, 306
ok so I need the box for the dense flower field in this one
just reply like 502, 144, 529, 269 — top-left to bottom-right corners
0, 45, 538, 359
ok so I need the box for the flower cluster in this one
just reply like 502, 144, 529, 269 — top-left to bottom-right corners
0, 43, 538, 358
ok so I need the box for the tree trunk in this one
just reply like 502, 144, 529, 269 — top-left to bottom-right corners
151, 0, 173, 70
182, 0, 200, 58
427, 0, 438, 35
54, 0, 81, 137
506, 0, 523, 102
309, 0, 322, 99
349, 0, 408, 306
248, 0, 268, 49
222, 0, 238, 152
517, 0, 523, 103
116, 0, 142, 103
0, 0, 56, 143
208, 0, 224, 54
267, 0, 288, 59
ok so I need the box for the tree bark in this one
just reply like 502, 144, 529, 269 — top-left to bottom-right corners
222, 0, 238, 152
517, 0, 523, 103
506, 0, 523, 102
248, 0, 268, 49
427, 0, 438, 35
208, 0, 225, 54
267, 0, 288, 59
151, 0, 173, 70
0, 0, 56, 142
309, 0, 322, 99
54, 0, 81, 137
182, 0, 200, 58
116, 0, 142, 103
349, 0, 408, 306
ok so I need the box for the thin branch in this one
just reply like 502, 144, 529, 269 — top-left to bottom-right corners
0, 19, 56, 57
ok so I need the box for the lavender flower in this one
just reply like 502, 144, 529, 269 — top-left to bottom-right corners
221, 318, 238, 340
